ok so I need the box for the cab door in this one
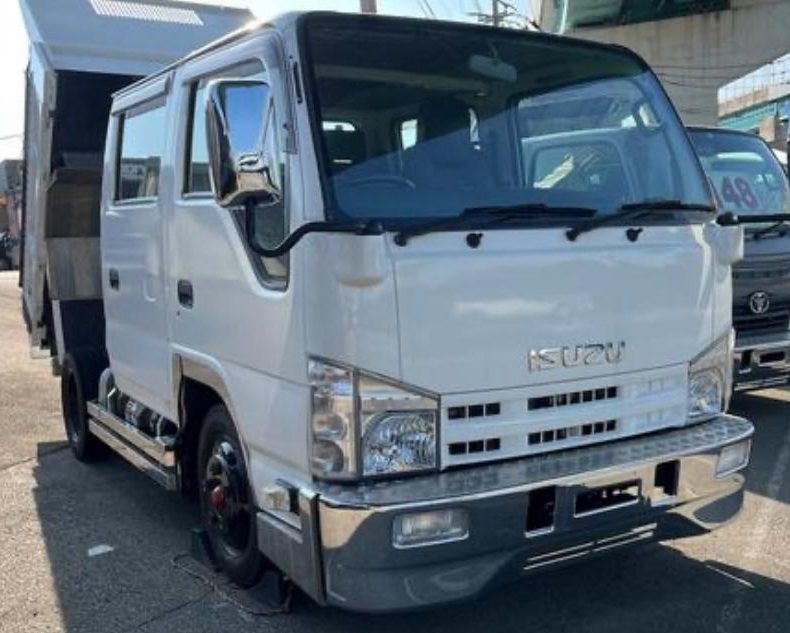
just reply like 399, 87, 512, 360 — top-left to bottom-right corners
102, 76, 174, 417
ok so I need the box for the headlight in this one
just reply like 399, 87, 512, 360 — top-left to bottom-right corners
687, 331, 734, 421
309, 358, 439, 480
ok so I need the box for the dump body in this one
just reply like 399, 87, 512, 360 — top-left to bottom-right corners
18, 0, 253, 356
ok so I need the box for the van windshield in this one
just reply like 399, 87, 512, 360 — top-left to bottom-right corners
301, 15, 711, 224
688, 129, 790, 218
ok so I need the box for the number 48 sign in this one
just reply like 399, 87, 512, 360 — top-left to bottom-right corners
718, 176, 759, 210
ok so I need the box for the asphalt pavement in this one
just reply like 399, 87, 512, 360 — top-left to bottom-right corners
1, 270, 789, 633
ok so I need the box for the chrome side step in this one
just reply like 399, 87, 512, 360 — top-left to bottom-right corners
87, 401, 178, 491
87, 402, 176, 466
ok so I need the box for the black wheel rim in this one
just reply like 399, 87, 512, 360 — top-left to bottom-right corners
203, 439, 252, 558
64, 375, 82, 445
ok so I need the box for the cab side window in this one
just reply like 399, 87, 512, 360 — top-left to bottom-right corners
117, 100, 167, 201
183, 61, 288, 286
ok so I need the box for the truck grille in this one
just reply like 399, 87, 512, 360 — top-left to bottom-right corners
441, 366, 686, 468
734, 312, 790, 337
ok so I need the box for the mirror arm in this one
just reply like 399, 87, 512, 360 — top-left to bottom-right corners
717, 212, 790, 226
243, 199, 384, 258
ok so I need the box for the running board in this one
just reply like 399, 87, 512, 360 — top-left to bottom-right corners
87, 401, 178, 491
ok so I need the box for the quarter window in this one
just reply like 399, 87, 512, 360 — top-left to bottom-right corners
185, 84, 211, 193
117, 100, 166, 201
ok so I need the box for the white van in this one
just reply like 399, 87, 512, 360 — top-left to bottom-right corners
27, 11, 753, 612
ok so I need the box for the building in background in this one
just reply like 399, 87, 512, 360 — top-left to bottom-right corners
0, 159, 23, 269
718, 55, 790, 156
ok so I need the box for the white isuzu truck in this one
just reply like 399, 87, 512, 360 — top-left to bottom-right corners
22, 8, 755, 613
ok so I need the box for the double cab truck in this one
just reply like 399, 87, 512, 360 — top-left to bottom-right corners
689, 127, 790, 391
21, 8, 755, 612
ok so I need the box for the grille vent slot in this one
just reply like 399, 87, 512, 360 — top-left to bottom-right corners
734, 313, 790, 337
528, 420, 616, 446
449, 438, 501, 456
528, 387, 617, 411
448, 402, 501, 420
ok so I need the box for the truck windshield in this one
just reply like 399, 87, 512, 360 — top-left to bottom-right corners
301, 15, 711, 225
688, 129, 790, 218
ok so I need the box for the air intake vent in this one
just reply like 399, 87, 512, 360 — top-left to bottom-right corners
528, 420, 616, 446
528, 387, 617, 411
448, 402, 501, 420
448, 438, 501, 456
90, 0, 204, 25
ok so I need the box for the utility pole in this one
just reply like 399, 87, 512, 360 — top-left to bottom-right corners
360, 0, 377, 14
470, 0, 531, 29
491, 0, 500, 26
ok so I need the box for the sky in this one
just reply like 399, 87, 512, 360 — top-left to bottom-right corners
0, 0, 482, 161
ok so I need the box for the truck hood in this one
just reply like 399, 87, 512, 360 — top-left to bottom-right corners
391, 226, 715, 393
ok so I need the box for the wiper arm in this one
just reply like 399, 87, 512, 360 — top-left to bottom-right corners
751, 221, 790, 240
566, 200, 715, 242
393, 203, 597, 246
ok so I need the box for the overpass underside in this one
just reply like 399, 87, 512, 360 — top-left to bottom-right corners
538, 0, 790, 125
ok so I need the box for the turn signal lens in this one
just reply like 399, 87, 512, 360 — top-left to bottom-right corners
716, 440, 751, 477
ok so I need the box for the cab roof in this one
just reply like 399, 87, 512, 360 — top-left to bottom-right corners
20, 0, 255, 76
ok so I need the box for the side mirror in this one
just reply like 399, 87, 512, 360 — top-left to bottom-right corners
206, 79, 281, 208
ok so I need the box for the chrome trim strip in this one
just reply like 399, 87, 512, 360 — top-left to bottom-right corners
87, 401, 176, 467
88, 419, 177, 490
522, 524, 656, 571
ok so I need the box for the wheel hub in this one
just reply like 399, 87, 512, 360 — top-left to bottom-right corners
203, 440, 251, 554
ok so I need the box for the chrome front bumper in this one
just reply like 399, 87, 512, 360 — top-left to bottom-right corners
257, 415, 753, 613
733, 333, 790, 391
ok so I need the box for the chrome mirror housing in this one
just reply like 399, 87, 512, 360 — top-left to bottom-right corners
206, 79, 281, 208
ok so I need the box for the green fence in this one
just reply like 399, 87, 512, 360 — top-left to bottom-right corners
552, 0, 730, 32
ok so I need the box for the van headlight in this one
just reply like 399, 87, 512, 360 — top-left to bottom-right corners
309, 358, 438, 480
688, 331, 734, 421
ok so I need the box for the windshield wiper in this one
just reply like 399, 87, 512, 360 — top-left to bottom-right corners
393, 203, 597, 246
749, 220, 790, 240
565, 200, 715, 242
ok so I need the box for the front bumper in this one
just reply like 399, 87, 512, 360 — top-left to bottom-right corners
733, 332, 790, 391
257, 414, 752, 613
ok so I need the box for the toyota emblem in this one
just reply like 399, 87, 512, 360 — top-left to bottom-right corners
749, 291, 770, 315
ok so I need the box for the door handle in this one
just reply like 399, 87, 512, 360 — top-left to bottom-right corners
177, 279, 194, 308
109, 268, 120, 290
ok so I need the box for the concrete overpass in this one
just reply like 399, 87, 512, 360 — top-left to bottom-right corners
536, 0, 790, 125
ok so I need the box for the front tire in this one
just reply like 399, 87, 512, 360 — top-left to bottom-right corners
197, 404, 266, 587
61, 350, 107, 461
